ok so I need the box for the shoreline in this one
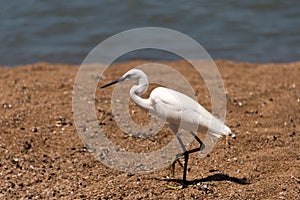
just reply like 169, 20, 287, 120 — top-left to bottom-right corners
1, 58, 300, 68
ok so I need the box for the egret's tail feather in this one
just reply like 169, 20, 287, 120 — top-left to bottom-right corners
222, 124, 231, 135
209, 118, 231, 138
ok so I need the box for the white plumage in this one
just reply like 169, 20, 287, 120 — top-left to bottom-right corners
148, 87, 231, 138
101, 68, 231, 184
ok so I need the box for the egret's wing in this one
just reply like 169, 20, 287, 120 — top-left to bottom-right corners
182, 107, 231, 137
150, 87, 231, 137
150, 87, 182, 123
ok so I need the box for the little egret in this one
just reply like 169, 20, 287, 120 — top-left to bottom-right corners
100, 69, 231, 184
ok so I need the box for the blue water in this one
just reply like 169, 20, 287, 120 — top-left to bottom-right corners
1, 0, 300, 66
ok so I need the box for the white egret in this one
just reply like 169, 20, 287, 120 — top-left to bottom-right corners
100, 69, 231, 185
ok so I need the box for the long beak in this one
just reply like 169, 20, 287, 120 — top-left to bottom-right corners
100, 77, 125, 88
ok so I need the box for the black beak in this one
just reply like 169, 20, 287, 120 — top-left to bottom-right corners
100, 77, 125, 88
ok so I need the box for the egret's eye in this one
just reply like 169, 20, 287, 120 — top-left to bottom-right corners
125, 74, 132, 80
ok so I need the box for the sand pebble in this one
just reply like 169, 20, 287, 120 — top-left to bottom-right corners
291, 83, 296, 88
3, 103, 12, 109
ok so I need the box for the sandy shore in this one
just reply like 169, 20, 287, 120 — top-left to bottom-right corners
0, 60, 299, 199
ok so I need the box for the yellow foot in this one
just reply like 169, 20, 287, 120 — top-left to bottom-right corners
165, 184, 184, 190
165, 183, 193, 190
168, 164, 175, 177
167, 156, 184, 177
167, 156, 178, 177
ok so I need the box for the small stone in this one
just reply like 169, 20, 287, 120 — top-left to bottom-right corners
55, 121, 62, 127
127, 173, 134, 177
32, 127, 38, 132
55, 117, 66, 127
290, 132, 296, 137
279, 191, 286, 195
23, 141, 32, 150
291, 83, 296, 88
3, 103, 12, 109
238, 102, 243, 106
209, 168, 218, 172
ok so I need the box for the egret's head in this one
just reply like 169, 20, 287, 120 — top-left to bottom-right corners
100, 69, 147, 89
120, 69, 146, 82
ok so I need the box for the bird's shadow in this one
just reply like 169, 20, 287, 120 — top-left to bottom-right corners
157, 173, 250, 186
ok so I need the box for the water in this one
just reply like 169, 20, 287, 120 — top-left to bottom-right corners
1, 0, 300, 66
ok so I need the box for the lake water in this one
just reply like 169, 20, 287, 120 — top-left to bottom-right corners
1, 0, 300, 66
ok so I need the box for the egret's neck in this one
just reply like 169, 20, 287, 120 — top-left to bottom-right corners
129, 77, 151, 110
130, 75, 149, 96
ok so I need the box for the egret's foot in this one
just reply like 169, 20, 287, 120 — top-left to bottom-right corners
167, 157, 176, 177
168, 164, 175, 177
167, 156, 184, 177
166, 182, 194, 190
166, 184, 184, 190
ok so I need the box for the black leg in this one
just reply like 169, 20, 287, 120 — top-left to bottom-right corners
175, 133, 188, 184
173, 131, 204, 158
169, 125, 205, 185
183, 151, 189, 185
189, 131, 205, 150
181, 132, 204, 184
